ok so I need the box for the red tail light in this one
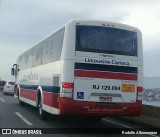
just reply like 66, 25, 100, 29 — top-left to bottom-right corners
137, 87, 144, 92
6, 85, 10, 88
62, 83, 74, 89
62, 82, 74, 98
137, 87, 143, 101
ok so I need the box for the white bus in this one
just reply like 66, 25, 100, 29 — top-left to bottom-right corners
12, 20, 143, 120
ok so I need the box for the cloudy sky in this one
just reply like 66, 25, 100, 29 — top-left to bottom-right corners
0, 0, 160, 81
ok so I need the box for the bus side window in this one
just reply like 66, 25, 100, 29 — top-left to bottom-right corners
53, 76, 59, 87
35, 43, 43, 66
51, 28, 65, 62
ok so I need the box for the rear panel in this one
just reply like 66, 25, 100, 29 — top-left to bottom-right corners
60, 20, 142, 116
73, 23, 140, 104
74, 63, 138, 103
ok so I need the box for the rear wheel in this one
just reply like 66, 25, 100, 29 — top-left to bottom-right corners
16, 89, 19, 98
17, 91, 24, 106
19, 99, 24, 106
38, 96, 47, 120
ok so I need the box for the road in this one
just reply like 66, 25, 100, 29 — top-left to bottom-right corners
0, 91, 159, 137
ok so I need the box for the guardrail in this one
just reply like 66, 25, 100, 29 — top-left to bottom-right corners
124, 104, 160, 127
142, 104, 160, 118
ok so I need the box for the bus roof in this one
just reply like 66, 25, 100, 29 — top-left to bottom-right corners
66, 19, 140, 32
18, 19, 141, 60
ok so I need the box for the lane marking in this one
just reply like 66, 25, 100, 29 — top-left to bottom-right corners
0, 98, 5, 102
103, 118, 159, 137
15, 112, 33, 126
103, 118, 135, 129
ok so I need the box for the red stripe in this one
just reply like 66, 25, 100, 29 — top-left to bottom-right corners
59, 98, 142, 116
20, 89, 36, 101
137, 87, 144, 92
43, 92, 59, 108
20, 89, 59, 108
75, 70, 137, 80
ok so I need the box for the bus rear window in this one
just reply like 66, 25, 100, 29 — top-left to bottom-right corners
76, 25, 137, 56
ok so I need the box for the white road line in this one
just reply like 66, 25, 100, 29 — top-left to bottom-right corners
103, 118, 160, 137
0, 98, 5, 102
15, 112, 33, 126
103, 118, 135, 129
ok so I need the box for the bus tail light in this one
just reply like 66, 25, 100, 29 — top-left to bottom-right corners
62, 83, 74, 98
137, 87, 143, 101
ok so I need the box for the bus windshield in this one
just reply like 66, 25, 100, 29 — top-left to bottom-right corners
76, 25, 137, 56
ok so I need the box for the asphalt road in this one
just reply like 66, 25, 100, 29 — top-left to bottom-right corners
0, 91, 159, 137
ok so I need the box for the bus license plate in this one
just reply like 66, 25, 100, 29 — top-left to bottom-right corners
99, 96, 112, 102
122, 84, 135, 92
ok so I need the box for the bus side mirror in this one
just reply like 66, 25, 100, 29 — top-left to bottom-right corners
12, 64, 19, 76
11, 68, 15, 76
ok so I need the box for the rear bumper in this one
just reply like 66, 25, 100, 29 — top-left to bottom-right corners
59, 98, 142, 116
5, 92, 14, 94
4, 88, 14, 94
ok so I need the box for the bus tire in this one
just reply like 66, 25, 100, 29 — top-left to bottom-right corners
19, 99, 24, 106
38, 96, 46, 120
17, 90, 24, 106
16, 89, 19, 99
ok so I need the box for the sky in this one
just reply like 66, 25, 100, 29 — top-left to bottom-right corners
0, 0, 160, 81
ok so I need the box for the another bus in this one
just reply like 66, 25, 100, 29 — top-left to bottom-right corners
11, 20, 143, 120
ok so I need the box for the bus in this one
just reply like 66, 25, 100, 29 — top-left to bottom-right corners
11, 20, 143, 120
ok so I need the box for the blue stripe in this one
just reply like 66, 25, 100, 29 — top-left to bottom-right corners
75, 63, 138, 74
20, 85, 60, 93
42, 86, 60, 93
20, 85, 38, 90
